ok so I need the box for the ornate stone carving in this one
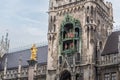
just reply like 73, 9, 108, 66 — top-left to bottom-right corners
0, 33, 9, 58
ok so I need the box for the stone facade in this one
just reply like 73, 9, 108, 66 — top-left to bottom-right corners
47, 0, 114, 80
1, 0, 120, 80
0, 45, 48, 80
0, 64, 47, 80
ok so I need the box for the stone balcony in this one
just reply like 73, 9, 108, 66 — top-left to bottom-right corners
75, 55, 120, 67
97, 56, 120, 67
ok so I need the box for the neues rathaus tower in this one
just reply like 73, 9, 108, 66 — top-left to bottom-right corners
47, 0, 113, 80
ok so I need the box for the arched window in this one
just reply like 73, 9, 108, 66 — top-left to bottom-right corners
87, 6, 89, 13
99, 41, 102, 49
76, 53, 80, 61
59, 56, 62, 64
53, 24, 56, 32
75, 28, 80, 38
50, 16, 52, 22
53, 16, 56, 22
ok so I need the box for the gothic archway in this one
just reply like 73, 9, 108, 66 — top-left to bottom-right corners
60, 70, 71, 80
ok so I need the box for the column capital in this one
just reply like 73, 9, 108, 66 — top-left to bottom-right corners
27, 60, 37, 66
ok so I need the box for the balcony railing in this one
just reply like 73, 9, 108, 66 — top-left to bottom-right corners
97, 56, 120, 66
0, 65, 47, 80
76, 55, 120, 66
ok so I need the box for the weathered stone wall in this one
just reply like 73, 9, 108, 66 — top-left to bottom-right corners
47, 0, 113, 80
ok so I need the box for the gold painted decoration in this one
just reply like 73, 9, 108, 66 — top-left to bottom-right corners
30, 44, 38, 61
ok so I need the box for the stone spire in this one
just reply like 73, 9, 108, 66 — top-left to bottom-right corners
18, 54, 22, 79
0, 32, 10, 58
3, 58, 8, 79
118, 35, 120, 53
1, 36, 4, 44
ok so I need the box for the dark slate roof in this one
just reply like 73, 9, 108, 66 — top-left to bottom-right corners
101, 31, 120, 56
0, 45, 48, 70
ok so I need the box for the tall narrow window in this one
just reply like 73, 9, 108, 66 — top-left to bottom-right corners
91, 6, 93, 15
87, 27, 89, 49
86, 16, 89, 23
104, 73, 110, 80
75, 53, 80, 64
87, 6, 89, 13
99, 41, 102, 49
54, 16, 56, 22
50, 16, 52, 22
111, 73, 117, 80
51, 2, 53, 7
59, 56, 62, 64
53, 24, 56, 32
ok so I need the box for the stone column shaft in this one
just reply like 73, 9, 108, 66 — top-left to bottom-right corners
27, 60, 37, 80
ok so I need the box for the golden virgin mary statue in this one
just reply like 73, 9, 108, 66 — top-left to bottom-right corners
30, 44, 38, 61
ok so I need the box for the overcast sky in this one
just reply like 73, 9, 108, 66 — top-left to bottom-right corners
0, 0, 119, 50
0, 0, 49, 50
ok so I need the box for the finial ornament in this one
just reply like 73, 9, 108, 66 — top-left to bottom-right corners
30, 44, 38, 61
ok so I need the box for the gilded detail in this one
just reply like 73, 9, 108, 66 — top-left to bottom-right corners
30, 44, 38, 61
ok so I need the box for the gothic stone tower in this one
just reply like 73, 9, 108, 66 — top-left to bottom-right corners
47, 0, 113, 80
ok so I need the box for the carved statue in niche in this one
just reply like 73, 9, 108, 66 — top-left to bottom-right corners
65, 43, 68, 50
